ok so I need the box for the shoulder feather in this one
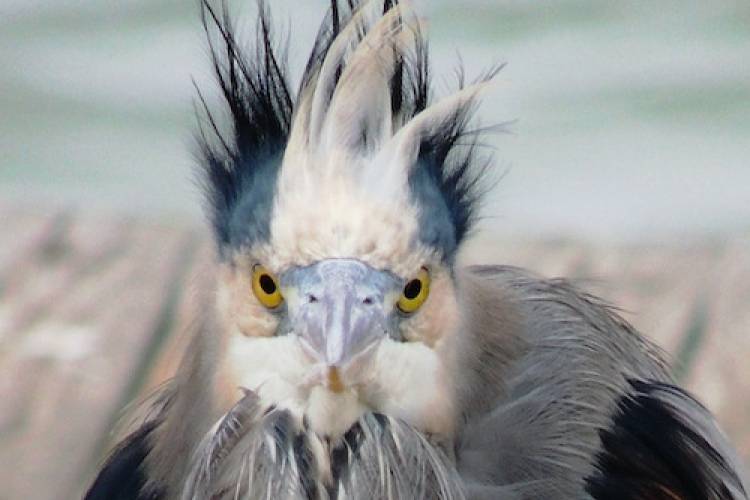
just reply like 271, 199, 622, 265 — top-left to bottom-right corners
586, 379, 748, 500
84, 421, 163, 500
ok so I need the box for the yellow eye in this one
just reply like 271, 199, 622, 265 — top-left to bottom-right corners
251, 265, 283, 309
397, 268, 430, 314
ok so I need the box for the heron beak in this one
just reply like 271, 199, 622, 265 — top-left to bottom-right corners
284, 259, 397, 393
327, 366, 345, 394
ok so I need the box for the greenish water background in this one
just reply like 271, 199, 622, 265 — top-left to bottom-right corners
1, 0, 749, 242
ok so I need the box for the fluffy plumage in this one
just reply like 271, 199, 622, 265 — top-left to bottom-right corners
85, 1, 748, 499
454, 266, 747, 499
181, 395, 462, 500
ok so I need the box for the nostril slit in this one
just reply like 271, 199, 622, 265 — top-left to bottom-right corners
362, 297, 374, 305
307, 294, 319, 303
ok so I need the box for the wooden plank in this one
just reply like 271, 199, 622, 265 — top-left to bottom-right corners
578, 242, 720, 358
0, 209, 71, 296
0, 217, 194, 500
0, 209, 62, 285
0, 214, 129, 434
0, 213, 131, 344
461, 237, 590, 278
685, 237, 750, 463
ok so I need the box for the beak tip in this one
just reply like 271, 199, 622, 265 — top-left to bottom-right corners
327, 366, 346, 394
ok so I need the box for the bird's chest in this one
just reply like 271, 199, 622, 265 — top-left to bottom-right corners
186, 330, 459, 498
183, 396, 458, 499
222, 334, 456, 439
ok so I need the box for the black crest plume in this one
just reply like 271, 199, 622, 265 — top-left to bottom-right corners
196, 0, 294, 253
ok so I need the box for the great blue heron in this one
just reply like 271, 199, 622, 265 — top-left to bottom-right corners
85, 1, 748, 498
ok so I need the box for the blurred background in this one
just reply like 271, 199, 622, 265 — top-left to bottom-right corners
2, 0, 749, 240
0, 0, 748, 498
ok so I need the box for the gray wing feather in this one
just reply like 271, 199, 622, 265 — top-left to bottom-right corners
454, 265, 747, 499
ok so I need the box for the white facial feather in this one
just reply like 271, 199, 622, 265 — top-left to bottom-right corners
365, 338, 455, 436
226, 335, 309, 417
226, 333, 455, 441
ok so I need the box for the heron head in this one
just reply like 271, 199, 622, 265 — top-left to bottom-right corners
199, 0, 495, 441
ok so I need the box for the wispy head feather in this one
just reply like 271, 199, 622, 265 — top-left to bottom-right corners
196, 0, 292, 254
197, 0, 501, 270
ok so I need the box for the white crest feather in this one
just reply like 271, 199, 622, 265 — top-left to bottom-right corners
261, 2, 492, 275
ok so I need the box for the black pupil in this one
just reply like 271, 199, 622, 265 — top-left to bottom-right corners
403, 279, 422, 300
259, 274, 277, 295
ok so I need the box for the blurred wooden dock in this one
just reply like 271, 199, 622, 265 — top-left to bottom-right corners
0, 207, 748, 499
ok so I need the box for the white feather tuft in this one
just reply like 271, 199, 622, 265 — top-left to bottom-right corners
260, 1, 490, 276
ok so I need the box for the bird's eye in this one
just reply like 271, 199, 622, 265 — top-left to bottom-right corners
251, 265, 283, 309
397, 268, 430, 314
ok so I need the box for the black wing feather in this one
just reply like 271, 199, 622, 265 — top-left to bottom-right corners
586, 380, 747, 500
84, 422, 163, 500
